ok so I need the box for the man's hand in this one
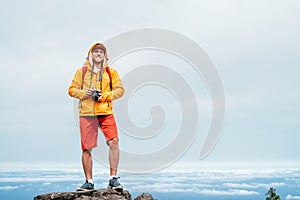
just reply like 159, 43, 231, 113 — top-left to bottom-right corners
97, 91, 103, 102
83, 88, 94, 99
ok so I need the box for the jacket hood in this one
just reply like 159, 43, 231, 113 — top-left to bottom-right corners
84, 42, 109, 70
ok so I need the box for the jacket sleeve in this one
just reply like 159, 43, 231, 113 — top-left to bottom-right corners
102, 68, 125, 101
68, 68, 85, 99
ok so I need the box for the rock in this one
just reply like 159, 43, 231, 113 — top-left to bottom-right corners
34, 189, 132, 200
134, 193, 155, 200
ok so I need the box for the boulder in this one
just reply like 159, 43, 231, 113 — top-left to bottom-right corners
34, 189, 131, 200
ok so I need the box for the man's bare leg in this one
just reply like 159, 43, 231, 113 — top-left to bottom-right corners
108, 139, 119, 176
82, 149, 93, 180
107, 139, 122, 190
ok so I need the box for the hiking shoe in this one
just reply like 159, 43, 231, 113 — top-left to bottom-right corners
108, 177, 123, 191
76, 180, 94, 191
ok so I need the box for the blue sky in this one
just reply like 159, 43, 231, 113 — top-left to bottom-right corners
0, 0, 299, 169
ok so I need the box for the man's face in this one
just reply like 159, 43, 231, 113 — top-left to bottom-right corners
92, 48, 105, 64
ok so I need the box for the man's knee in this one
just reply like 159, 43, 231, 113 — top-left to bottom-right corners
107, 138, 119, 148
82, 149, 92, 156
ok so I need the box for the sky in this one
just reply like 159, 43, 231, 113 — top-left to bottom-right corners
0, 0, 299, 170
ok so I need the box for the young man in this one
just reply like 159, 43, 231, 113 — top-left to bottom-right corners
68, 43, 125, 191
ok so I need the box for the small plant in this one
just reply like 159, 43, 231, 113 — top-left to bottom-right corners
265, 187, 281, 200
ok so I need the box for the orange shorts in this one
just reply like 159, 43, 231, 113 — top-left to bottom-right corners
79, 114, 118, 150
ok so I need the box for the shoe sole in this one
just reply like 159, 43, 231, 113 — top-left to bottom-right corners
76, 187, 95, 192
107, 186, 123, 192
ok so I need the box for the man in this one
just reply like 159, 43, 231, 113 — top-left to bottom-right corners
68, 43, 125, 191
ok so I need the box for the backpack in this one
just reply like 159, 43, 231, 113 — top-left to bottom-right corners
81, 66, 112, 90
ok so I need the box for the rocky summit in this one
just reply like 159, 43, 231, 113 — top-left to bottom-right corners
34, 189, 155, 200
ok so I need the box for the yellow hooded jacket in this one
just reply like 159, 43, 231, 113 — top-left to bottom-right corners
68, 43, 125, 116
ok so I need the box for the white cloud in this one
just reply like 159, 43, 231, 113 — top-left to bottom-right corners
121, 168, 294, 195
0, 186, 19, 190
223, 182, 286, 189
197, 189, 259, 196
0, 167, 299, 198
223, 183, 257, 189
286, 194, 300, 200
128, 182, 259, 196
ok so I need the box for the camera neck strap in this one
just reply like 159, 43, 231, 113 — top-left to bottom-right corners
98, 62, 104, 91
81, 64, 112, 91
